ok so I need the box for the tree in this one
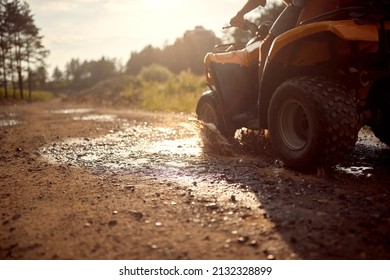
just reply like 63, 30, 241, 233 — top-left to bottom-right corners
60, 57, 118, 90
0, 0, 48, 100
87, 57, 116, 84
126, 26, 220, 75
66, 58, 80, 82
126, 45, 162, 75
52, 66, 63, 81
162, 26, 220, 74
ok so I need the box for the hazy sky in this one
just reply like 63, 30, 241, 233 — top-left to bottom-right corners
27, 0, 283, 74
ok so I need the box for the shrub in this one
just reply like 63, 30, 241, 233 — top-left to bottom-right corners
138, 64, 173, 83
139, 69, 207, 113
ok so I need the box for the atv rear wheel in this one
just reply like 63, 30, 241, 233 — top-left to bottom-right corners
268, 76, 360, 170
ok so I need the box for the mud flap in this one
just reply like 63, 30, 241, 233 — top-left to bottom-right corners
210, 61, 258, 117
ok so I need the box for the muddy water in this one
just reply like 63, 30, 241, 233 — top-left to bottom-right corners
1, 105, 387, 259
38, 108, 390, 214
39, 109, 386, 181
0, 112, 22, 127
38, 110, 279, 209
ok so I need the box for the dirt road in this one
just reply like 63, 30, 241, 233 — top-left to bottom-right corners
1, 100, 389, 259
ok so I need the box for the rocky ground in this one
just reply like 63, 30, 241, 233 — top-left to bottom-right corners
0, 100, 389, 260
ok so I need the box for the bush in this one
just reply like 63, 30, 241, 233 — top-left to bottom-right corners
123, 68, 207, 112
139, 69, 207, 113
138, 64, 173, 83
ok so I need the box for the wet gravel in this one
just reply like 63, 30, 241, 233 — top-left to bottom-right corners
1, 103, 390, 259
38, 108, 390, 259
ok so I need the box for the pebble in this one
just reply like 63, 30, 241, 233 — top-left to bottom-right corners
155, 222, 162, 227
108, 220, 117, 227
267, 254, 275, 260
237, 236, 249, 244
130, 211, 143, 221
123, 185, 135, 191
206, 203, 218, 210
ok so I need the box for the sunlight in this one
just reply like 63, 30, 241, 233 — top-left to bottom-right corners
141, 0, 181, 10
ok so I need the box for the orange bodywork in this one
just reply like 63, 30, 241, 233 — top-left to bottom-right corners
204, 41, 260, 85
268, 20, 381, 66
297, 0, 338, 24
204, 42, 260, 67
205, 5, 389, 84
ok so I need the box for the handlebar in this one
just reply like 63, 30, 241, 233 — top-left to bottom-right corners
224, 19, 258, 35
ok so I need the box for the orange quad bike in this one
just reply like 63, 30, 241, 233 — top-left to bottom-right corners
196, 0, 390, 170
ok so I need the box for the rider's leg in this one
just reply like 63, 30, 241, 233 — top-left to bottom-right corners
258, 33, 275, 83
257, 4, 302, 84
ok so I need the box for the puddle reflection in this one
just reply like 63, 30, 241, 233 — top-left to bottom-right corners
0, 112, 21, 127
336, 166, 373, 177
40, 124, 203, 180
51, 108, 92, 114
0, 119, 22, 127
73, 114, 118, 122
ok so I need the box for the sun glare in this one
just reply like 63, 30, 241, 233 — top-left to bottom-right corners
141, 0, 181, 10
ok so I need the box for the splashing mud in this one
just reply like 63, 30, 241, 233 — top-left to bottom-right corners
195, 120, 234, 155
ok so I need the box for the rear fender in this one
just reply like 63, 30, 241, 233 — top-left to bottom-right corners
269, 20, 379, 61
258, 20, 380, 128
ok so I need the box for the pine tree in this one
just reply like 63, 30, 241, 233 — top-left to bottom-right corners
0, 0, 48, 100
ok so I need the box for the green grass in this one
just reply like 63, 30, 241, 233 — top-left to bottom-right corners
0, 88, 54, 102
124, 69, 207, 113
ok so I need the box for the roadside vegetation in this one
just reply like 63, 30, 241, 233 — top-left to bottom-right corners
127, 65, 207, 113
0, 88, 53, 102
65, 64, 207, 113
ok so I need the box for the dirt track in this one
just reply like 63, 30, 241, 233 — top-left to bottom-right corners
1, 100, 390, 260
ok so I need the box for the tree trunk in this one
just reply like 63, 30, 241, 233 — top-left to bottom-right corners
27, 59, 31, 100
1, 54, 8, 99
15, 33, 23, 99
17, 65, 23, 99
0, 34, 8, 98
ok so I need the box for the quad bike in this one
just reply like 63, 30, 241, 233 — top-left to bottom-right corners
196, 0, 390, 170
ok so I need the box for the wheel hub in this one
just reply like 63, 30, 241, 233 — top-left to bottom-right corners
278, 100, 310, 151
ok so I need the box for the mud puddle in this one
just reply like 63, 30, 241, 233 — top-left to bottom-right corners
39, 107, 390, 187
39, 115, 281, 209
0, 112, 22, 127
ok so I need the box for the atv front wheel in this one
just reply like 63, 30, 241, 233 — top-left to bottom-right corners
268, 76, 360, 170
196, 94, 221, 127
